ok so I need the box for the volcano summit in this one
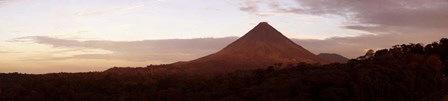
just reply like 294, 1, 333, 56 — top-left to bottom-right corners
174, 22, 328, 72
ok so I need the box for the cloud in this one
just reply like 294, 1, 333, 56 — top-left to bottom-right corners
14, 27, 446, 63
0, 48, 15, 53
239, 0, 259, 14
238, 0, 448, 58
16, 34, 446, 63
0, 0, 6, 4
239, 0, 281, 16
14, 36, 238, 63
0, 0, 15, 6
298, 0, 447, 31
242, 0, 448, 32
0, 51, 10, 53
0, 0, 10, 3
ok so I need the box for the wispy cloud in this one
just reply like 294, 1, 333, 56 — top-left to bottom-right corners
239, 0, 282, 16
239, 0, 259, 14
0, 0, 17, 6
0, 0, 10, 4
14, 36, 238, 62
0, 47, 15, 53
0, 50, 11, 53
16, 34, 445, 63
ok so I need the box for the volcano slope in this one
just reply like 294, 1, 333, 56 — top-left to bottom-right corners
174, 22, 328, 73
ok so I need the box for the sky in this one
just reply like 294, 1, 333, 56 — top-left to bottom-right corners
0, 0, 447, 73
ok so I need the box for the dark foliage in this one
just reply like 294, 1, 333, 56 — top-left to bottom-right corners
0, 38, 447, 101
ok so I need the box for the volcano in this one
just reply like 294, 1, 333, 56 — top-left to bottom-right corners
174, 22, 328, 72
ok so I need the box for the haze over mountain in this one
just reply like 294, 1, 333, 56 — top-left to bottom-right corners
174, 22, 327, 72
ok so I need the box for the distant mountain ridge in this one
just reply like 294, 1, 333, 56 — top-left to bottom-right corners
318, 53, 349, 63
174, 22, 328, 73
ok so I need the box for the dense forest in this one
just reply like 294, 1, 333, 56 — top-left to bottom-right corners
0, 38, 447, 101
